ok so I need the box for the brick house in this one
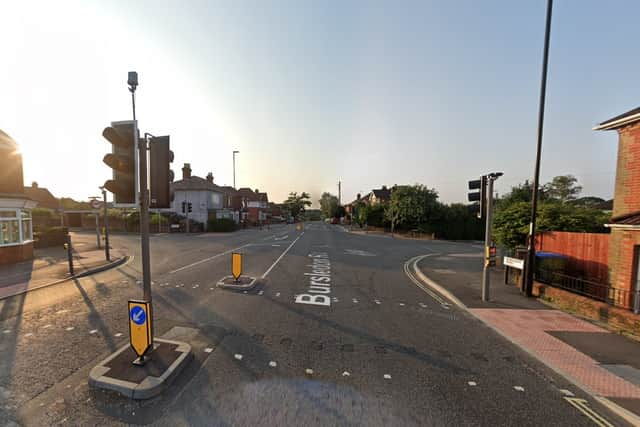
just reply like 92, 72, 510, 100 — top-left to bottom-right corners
235, 188, 269, 224
594, 107, 640, 307
24, 182, 59, 210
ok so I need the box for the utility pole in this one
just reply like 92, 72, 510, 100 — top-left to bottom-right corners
338, 181, 341, 205
524, 0, 553, 297
233, 150, 239, 189
482, 175, 497, 302
100, 187, 110, 261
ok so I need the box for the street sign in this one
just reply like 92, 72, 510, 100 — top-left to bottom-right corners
504, 256, 524, 270
128, 300, 152, 358
90, 199, 103, 210
232, 252, 242, 281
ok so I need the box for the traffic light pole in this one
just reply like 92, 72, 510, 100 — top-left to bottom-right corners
138, 128, 152, 302
482, 177, 495, 302
102, 188, 110, 261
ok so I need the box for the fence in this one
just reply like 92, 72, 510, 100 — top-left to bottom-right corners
535, 231, 609, 283
536, 268, 636, 311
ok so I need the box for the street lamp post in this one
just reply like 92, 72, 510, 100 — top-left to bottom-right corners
100, 186, 110, 261
524, 0, 553, 297
233, 150, 239, 189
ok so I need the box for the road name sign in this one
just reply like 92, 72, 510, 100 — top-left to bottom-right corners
128, 300, 152, 358
232, 252, 242, 280
90, 199, 103, 210
504, 256, 524, 270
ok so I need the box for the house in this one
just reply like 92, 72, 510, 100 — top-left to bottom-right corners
235, 187, 269, 224
594, 107, 640, 308
170, 164, 231, 227
24, 182, 59, 210
0, 129, 36, 264
369, 186, 392, 205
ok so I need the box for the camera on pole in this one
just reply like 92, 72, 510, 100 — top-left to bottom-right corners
102, 121, 138, 206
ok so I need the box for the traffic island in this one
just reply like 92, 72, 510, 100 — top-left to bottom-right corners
217, 275, 257, 291
89, 338, 192, 399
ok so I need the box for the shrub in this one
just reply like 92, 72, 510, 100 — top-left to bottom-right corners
207, 218, 237, 232
34, 226, 68, 248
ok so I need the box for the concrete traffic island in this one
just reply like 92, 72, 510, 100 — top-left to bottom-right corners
217, 275, 257, 291
89, 338, 192, 400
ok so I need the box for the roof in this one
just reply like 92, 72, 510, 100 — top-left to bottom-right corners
371, 188, 391, 200
171, 176, 226, 192
23, 186, 58, 209
593, 106, 640, 131
0, 129, 18, 150
236, 187, 268, 202
610, 210, 640, 225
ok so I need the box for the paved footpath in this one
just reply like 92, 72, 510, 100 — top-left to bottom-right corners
0, 233, 126, 300
417, 246, 640, 426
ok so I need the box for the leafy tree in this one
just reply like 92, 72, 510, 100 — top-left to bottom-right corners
282, 192, 312, 219
384, 184, 439, 232
319, 192, 339, 218
365, 203, 387, 228
570, 196, 606, 208
543, 174, 583, 203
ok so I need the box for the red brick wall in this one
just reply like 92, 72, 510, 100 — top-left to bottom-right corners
0, 242, 33, 265
535, 231, 609, 283
608, 228, 640, 293
613, 123, 640, 218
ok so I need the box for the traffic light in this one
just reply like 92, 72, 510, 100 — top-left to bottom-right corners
102, 121, 138, 206
181, 201, 186, 213
468, 175, 487, 219
149, 136, 174, 208
188, 202, 192, 213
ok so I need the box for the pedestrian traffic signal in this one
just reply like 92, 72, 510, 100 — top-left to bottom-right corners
149, 136, 174, 209
188, 202, 192, 213
468, 175, 487, 219
102, 121, 138, 206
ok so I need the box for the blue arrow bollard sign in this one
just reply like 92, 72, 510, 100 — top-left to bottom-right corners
130, 305, 146, 325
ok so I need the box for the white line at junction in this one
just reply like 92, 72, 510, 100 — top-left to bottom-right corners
169, 243, 252, 274
261, 233, 304, 279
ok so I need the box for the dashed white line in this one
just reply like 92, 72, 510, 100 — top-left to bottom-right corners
115, 333, 123, 337
305, 368, 314, 375
204, 347, 213, 353
275, 292, 281, 297
269, 361, 277, 367
170, 243, 253, 273
352, 298, 359, 304
399, 303, 406, 307
24, 333, 33, 337
342, 371, 350, 377
513, 386, 524, 392
65, 327, 75, 331
3, 329, 11, 334
43, 324, 52, 329
234, 354, 243, 360
89, 329, 98, 335
560, 389, 574, 397
374, 299, 381, 305
419, 303, 428, 308
468, 381, 477, 386
383, 374, 392, 380
258, 290, 264, 296
261, 233, 304, 279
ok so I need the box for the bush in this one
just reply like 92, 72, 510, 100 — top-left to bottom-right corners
207, 218, 237, 232
34, 226, 68, 248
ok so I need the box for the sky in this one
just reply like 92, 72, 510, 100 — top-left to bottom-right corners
2, 0, 639, 207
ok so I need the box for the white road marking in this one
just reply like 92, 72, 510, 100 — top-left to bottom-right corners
204, 348, 213, 353
333, 297, 339, 302
419, 303, 428, 308
3, 329, 10, 334
56, 309, 69, 315
24, 333, 33, 337
560, 389, 574, 397
403, 255, 447, 305
258, 290, 264, 296
89, 329, 98, 334
513, 386, 524, 392
375, 300, 381, 305
383, 374, 391, 380
399, 303, 405, 306
170, 243, 252, 273
274, 235, 289, 241
342, 371, 350, 377
262, 233, 304, 279
115, 333, 123, 337
243, 291, 248, 294
210, 287, 214, 290
269, 361, 277, 367
43, 324, 52, 329
305, 368, 314, 375
468, 381, 477, 386
234, 354, 243, 360
65, 327, 75, 331
352, 298, 359, 303
272, 244, 281, 247
564, 397, 613, 427
275, 292, 281, 297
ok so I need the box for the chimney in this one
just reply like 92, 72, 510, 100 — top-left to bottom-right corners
182, 163, 191, 180
255, 188, 259, 194
206, 172, 213, 183
32, 181, 38, 188
382, 185, 387, 190
357, 193, 361, 200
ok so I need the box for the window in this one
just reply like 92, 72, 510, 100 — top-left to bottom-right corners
0, 208, 32, 245
21, 210, 33, 241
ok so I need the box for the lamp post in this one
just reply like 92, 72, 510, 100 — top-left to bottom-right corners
100, 186, 110, 261
524, 0, 553, 297
233, 150, 239, 189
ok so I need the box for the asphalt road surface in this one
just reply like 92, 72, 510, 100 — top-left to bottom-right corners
0, 223, 629, 426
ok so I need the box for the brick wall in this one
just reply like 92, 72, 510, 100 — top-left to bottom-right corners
534, 281, 640, 335
608, 228, 640, 293
613, 123, 640, 218
0, 242, 33, 265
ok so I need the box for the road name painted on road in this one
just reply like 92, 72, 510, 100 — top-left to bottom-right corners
295, 251, 332, 307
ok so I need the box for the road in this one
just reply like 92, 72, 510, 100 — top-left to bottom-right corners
0, 223, 628, 426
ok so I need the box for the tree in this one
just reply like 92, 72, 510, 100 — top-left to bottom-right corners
384, 184, 439, 232
282, 192, 312, 219
319, 192, 339, 218
543, 174, 583, 203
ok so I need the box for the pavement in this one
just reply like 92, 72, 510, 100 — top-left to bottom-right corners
0, 223, 632, 426
0, 232, 126, 300
416, 243, 640, 425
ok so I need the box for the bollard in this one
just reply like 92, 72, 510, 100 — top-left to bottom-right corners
64, 234, 75, 275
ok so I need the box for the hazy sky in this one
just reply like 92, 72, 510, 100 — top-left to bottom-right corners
2, 1, 639, 207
